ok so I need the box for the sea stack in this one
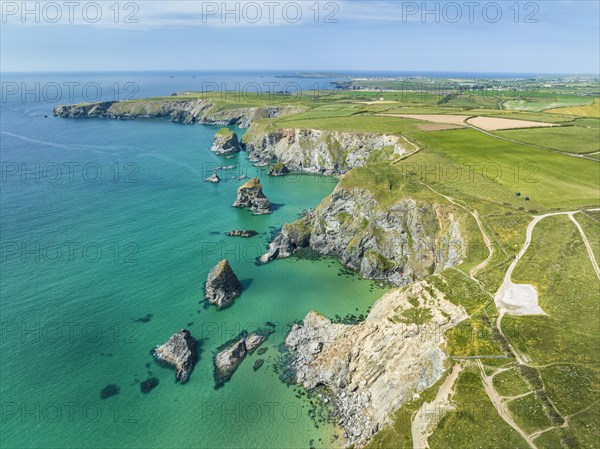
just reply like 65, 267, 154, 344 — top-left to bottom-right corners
233, 178, 272, 215
212, 128, 241, 155
268, 162, 289, 176
205, 259, 242, 309
213, 331, 269, 388
153, 329, 197, 383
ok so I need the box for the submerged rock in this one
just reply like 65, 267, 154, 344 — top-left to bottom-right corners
206, 172, 220, 183
205, 259, 242, 309
226, 230, 257, 238
153, 329, 197, 383
232, 178, 271, 215
213, 330, 271, 388
140, 377, 159, 394
100, 384, 120, 399
212, 128, 241, 155
268, 162, 289, 176
253, 359, 265, 371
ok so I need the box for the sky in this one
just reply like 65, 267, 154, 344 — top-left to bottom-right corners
1, 0, 599, 73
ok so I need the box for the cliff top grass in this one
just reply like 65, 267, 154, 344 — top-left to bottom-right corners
239, 177, 262, 189
215, 127, 236, 138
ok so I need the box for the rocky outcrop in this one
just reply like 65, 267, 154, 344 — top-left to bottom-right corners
205, 172, 220, 183
243, 128, 408, 175
285, 281, 468, 446
205, 259, 242, 309
262, 188, 465, 286
268, 162, 290, 176
213, 330, 269, 388
154, 329, 198, 383
233, 178, 271, 215
226, 230, 257, 237
212, 128, 241, 155
53, 98, 304, 128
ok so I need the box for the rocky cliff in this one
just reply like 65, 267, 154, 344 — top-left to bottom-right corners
285, 281, 468, 446
233, 178, 272, 215
205, 259, 242, 309
154, 329, 198, 383
53, 98, 304, 128
262, 187, 465, 286
243, 128, 408, 175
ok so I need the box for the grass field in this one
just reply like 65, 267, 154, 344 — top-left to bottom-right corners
495, 124, 600, 154
546, 98, 600, 118
502, 215, 599, 447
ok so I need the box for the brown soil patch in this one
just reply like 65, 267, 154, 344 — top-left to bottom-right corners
378, 114, 471, 125
466, 116, 558, 131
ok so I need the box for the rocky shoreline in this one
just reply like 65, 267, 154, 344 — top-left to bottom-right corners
285, 281, 468, 446
53, 98, 304, 128
262, 187, 465, 286
243, 127, 409, 175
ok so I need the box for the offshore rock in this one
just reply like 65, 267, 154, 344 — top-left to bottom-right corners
212, 128, 241, 155
205, 259, 242, 309
232, 178, 271, 215
267, 162, 290, 176
213, 330, 270, 388
154, 330, 197, 383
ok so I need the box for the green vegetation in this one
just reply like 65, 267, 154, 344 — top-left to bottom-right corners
492, 368, 531, 397
428, 369, 529, 449
508, 393, 553, 434
495, 124, 600, 154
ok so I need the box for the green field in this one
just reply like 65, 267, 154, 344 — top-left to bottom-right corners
495, 124, 600, 154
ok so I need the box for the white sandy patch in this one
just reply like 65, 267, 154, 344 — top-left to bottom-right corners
377, 114, 470, 125
496, 282, 544, 315
467, 116, 558, 131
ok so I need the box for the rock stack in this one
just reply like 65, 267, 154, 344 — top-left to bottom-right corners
205, 259, 242, 309
232, 178, 271, 215
211, 128, 241, 155
153, 329, 198, 383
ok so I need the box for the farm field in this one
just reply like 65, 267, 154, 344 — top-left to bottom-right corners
494, 122, 600, 154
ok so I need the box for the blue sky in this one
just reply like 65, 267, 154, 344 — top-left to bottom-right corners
1, 1, 599, 73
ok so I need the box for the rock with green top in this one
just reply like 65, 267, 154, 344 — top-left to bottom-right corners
268, 162, 289, 176
212, 128, 241, 155
233, 178, 271, 215
205, 259, 242, 309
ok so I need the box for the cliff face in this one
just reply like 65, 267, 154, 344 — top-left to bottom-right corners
212, 129, 241, 155
262, 188, 464, 286
243, 128, 408, 175
53, 99, 304, 128
285, 281, 468, 446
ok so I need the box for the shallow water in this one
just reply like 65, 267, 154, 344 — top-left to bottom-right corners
0, 73, 387, 448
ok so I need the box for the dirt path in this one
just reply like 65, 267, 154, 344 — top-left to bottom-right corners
411, 363, 464, 449
568, 213, 600, 279
477, 361, 538, 449
419, 182, 494, 280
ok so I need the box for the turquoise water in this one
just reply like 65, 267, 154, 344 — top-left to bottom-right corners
0, 74, 386, 448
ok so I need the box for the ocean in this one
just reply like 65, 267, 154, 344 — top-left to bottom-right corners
0, 71, 387, 448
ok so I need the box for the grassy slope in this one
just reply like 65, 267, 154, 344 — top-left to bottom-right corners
502, 215, 600, 448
